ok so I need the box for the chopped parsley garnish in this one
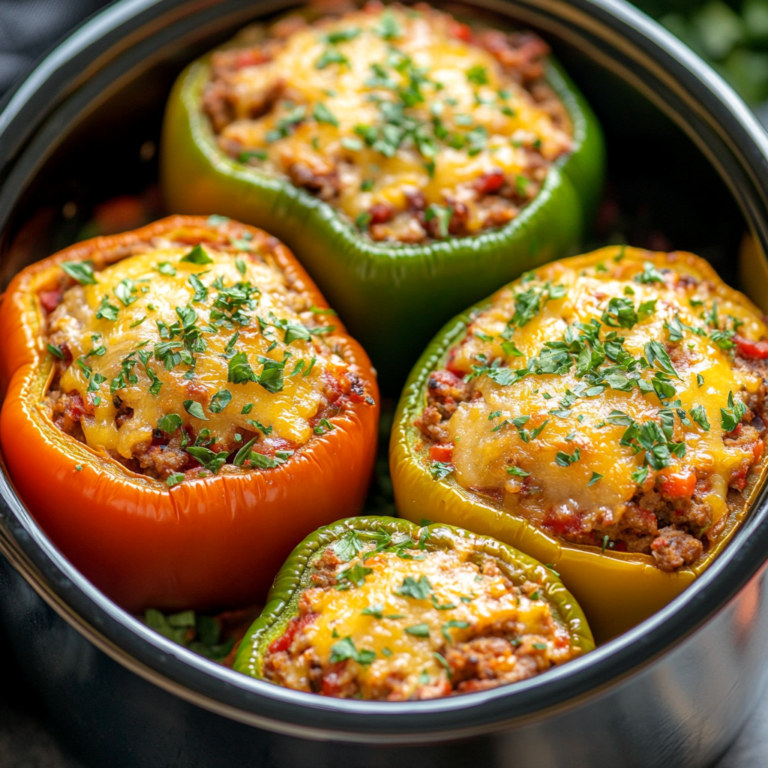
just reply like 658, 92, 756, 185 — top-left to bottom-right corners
424, 204, 453, 238
158, 413, 182, 434
61, 260, 97, 285
588, 472, 603, 486
166, 473, 185, 487
405, 623, 430, 638
313, 418, 335, 435
634, 262, 665, 284
721, 391, 746, 432
228, 351, 256, 384
466, 64, 489, 85
47, 343, 65, 359
507, 465, 529, 477
247, 419, 272, 436
96, 296, 119, 321
248, 452, 279, 470
329, 636, 375, 665
209, 389, 232, 413
183, 400, 208, 421
316, 47, 348, 70
396, 575, 432, 600
555, 448, 581, 467
256, 355, 286, 393
429, 460, 453, 480
313, 102, 338, 126
233, 437, 258, 467
331, 530, 364, 563
441, 620, 470, 643
337, 563, 373, 588
186, 446, 227, 474
689, 405, 710, 431
180, 245, 214, 265
632, 466, 649, 485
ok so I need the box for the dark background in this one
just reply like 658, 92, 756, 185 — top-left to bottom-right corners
1, 0, 768, 766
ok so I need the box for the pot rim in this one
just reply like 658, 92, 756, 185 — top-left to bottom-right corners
1, 0, 768, 744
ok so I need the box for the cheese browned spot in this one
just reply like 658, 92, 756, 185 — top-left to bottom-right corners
204, 4, 572, 243
44, 233, 365, 485
263, 536, 575, 700
415, 250, 768, 571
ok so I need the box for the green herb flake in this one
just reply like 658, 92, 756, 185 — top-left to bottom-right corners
507, 465, 530, 477
209, 389, 232, 414
396, 575, 432, 600
405, 623, 430, 638
158, 413, 182, 434
588, 472, 603, 486
181, 245, 214, 265
329, 636, 375, 665
61, 260, 97, 285
166, 473, 185, 487
183, 400, 208, 421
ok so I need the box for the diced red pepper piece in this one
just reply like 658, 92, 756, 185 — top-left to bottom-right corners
39, 290, 63, 313
448, 20, 473, 42
267, 612, 317, 654
429, 443, 454, 463
735, 336, 768, 360
658, 471, 697, 499
474, 169, 505, 195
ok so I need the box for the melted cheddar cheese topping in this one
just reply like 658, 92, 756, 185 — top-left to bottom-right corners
210, 5, 571, 236
49, 244, 342, 463
442, 250, 766, 536
273, 543, 570, 699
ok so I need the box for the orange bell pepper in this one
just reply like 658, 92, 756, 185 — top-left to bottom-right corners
0, 216, 379, 613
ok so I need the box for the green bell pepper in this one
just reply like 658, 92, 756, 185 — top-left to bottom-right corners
160, 23, 605, 390
233, 516, 594, 688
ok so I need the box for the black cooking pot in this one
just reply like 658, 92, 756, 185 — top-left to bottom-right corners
2, 1, 768, 766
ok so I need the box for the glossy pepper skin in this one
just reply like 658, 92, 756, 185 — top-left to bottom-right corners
160, 47, 604, 390
233, 516, 594, 679
390, 247, 768, 643
0, 216, 379, 613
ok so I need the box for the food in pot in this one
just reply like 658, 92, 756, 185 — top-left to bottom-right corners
0, 216, 379, 612
160, 2, 604, 385
391, 246, 768, 640
203, 3, 572, 243
234, 517, 593, 699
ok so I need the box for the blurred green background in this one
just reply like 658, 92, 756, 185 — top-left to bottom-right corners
633, 0, 768, 106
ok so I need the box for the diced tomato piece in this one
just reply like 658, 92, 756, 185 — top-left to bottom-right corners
368, 203, 395, 225
267, 613, 317, 654
658, 471, 697, 499
735, 336, 768, 360
233, 49, 270, 69
731, 466, 748, 492
39, 290, 63, 313
474, 169, 505, 195
64, 394, 88, 422
448, 20, 473, 42
429, 443, 454, 463
321, 661, 349, 697
754, 441, 764, 463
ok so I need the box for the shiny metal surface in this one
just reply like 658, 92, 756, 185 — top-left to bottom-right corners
1, 0, 768, 765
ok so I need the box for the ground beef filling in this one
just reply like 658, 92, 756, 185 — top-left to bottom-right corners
203, 4, 572, 244
262, 542, 575, 700
42, 232, 372, 484
413, 258, 768, 572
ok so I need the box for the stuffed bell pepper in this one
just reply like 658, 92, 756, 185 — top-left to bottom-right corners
234, 516, 593, 698
160, 2, 604, 387
391, 247, 768, 641
0, 216, 379, 612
